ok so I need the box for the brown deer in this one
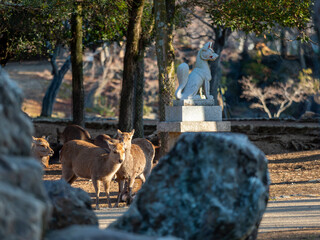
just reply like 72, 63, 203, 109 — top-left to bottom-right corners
31, 136, 54, 168
145, 131, 161, 164
114, 129, 155, 207
60, 139, 126, 209
57, 124, 92, 145
93, 134, 117, 148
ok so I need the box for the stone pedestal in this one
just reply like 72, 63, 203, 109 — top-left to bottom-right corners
157, 100, 231, 152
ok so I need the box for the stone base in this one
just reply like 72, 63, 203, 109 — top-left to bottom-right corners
157, 121, 231, 152
166, 100, 222, 122
173, 99, 215, 106
165, 105, 222, 122
158, 121, 231, 132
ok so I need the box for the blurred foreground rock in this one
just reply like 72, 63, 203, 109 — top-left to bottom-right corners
44, 180, 98, 230
0, 67, 51, 240
46, 225, 181, 240
0, 67, 33, 156
110, 133, 269, 240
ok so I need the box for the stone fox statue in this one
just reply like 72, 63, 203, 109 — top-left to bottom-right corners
175, 42, 219, 100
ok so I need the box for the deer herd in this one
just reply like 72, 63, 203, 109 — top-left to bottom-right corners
32, 124, 158, 209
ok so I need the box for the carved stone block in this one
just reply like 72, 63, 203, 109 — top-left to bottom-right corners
165, 105, 222, 122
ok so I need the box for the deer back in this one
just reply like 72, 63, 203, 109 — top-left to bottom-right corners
116, 144, 146, 180
61, 140, 125, 179
132, 138, 155, 178
132, 138, 155, 163
93, 134, 118, 149
57, 125, 92, 144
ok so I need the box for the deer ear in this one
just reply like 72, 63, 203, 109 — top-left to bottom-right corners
130, 129, 135, 136
107, 141, 115, 151
117, 129, 122, 135
31, 137, 38, 145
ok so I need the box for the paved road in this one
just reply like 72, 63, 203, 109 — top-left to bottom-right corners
95, 207, 129, 229
259, 198, 320, 233
95, 198, 320, 233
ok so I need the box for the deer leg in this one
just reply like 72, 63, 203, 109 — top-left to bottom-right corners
61, 168, 77, 184
120, 181, 129, 200
127, 177, 136, 205
115, 180, 125, 208
102, 177, 112, 208
92, 178, 101, 210
138, 174, 146, 184
67, 175, 78, 184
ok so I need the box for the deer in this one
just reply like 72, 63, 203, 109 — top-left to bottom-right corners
59, 139, 126, 210
57, 124, 92, 145
114, 129, 155, 207
31, 136, 54, 168
145, 131, 161, 164
93, 134, 118, 148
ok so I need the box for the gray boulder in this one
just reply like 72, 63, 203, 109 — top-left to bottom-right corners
0, 67, 33, 156
46, 225, 181, 240
109, 133, 269, 240
0, 67, 51, 240
0, 156, 51, 240
44, 180, 98, 230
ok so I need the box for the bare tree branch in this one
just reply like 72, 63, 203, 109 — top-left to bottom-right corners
240, 73, 319, 118
182, 7, 213, 29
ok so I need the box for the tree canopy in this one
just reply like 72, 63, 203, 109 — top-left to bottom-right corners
188, 0, 312, 39
0, 0, 128, 65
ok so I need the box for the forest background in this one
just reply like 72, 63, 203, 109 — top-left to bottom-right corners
1, 0, 320, 138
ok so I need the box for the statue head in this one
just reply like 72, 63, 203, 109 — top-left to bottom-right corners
200, 42, 219, 61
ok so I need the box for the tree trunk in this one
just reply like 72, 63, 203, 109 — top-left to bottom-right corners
314, 0, 320, 78
240, 35, 250, 61
314, 0, 320, 45
280, 28, 287, 59
118, 0, 145, 132
261, 101, 272, 119
0, 32, 11, 67
154, 0, 176, 159
85, 45, 115, 109
154, 0, 175, 121
210, 26, 231, 105
133, 39, 145, 138
275, 99, 292, 118
298, 41, 306, 69
41, 56, 71, 117
70, 1, 84, 127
